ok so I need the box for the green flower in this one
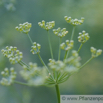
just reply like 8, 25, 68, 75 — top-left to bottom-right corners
60, 40, 74, 51
0, 68, 16, 86
90, 47, 102, 58
64, 16, 84, 26
20, 62, 47, 86
15, 22, 32, 34
38, 20, 55, 31
1, 46, 23, 64
53, 27, 68, 38
78, 30, 90, 43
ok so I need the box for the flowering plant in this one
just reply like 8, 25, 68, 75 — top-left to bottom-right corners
0, 16, 102, 103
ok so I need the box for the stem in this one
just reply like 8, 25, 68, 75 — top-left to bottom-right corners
58, 38, 62, 60
18, 62, 23, 66
27, 33, 49, 72
47, 31, 53, 59
64, 51, 67, 60
27, 34, 33, 44
55, 84, 60, 103
37, 53, 49, 72
78, 43, 83, 53
66, 50, 70, 59
70, 26, 76, 40
21, 60, 29, 68
18, 61, 29, 70
14, 81, 29, 86
79, 57, 93, 70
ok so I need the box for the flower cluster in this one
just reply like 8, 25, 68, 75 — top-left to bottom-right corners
64, 50, 81, 74
53, 28, 68, 38
1, 46, 23, 64
48, 59, 66, 71
0, 68, 16, 86
15, 22, 32, 34
78, 31, 90, 43
90, 47, 102, 58
46, 50, 80, 85
30, 42, 41, 54
20, 62, 47, 86
60, 40, 74, 51
64, 16, 84, 26
38, 20, 55, 31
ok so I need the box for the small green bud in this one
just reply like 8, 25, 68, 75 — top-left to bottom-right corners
10, 68, 14, 72
96, 49, 102, 56
1, 71, 5, 76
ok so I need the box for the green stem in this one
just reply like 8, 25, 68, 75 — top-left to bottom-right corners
65, 26, 75, 59
27, 33, 49, 72
21, 60, 29, 68
14, 81, 29, 86
55, 84, 60, 103
18, 62, 23, 66
37, 53, 49, 72
64, 51, 67, 60
79, 57, 93, 70
78, 43, 83, 53
58, 38, 62, 60
47, 31, 53, 59
27, 34, 33, 44
18, 61, 29, 70
66, 50, 70, 59
70, 26, 76, 40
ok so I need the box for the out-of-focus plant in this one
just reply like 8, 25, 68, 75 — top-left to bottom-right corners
0, 17, 102, 103
0, 0, 16, 11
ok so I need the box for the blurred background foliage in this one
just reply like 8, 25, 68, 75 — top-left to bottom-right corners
0, 0, 103, 103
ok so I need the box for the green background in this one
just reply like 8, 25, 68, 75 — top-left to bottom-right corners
0, 0, 103, 103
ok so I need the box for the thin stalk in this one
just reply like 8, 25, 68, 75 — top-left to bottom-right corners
64, 51, 67, 60
37, 53, 49, 72
18, 62, 23, 66
27, 34, 33, 44
27, 33, 49, 73
18, 61, 29, 70
47, 31, 53, 59
14, 81, 29, 86
65, 26, 75, 58
21, 60, 29, 68
70, 26, 76, 40
79, 57, 93, 70
58, 38, 62, 60
78, 43, 83, 53
55, 84, 60, 103
66, 50, 70, 59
